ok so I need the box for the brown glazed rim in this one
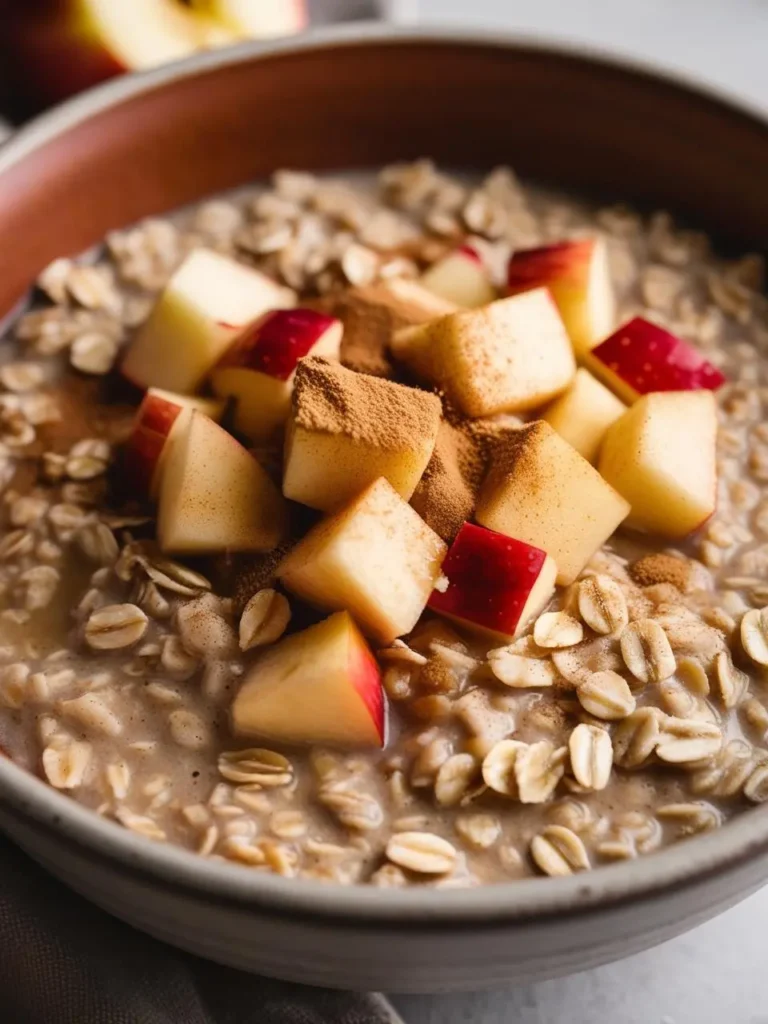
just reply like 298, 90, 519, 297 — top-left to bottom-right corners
1, 25, 768, 926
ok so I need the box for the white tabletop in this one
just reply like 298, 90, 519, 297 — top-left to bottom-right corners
389, 2, 768, 1021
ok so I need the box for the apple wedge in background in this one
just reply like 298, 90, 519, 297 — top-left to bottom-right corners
476, 420, 630, 585
584, 317, 726, 404
122, 387, 225, 498
232, 611, 385, 748
428, 523, 557, 643
542, 367, 626, 463
599, 390, 718, 538
1, 0, 305, 112
279, 478, 447, 645
157, 410, 286, 555
211, 309, 342, 441
420, 245, 496, 308
391, 291, 575, 418
506, 238, 615, 355
122, 249, 296, 394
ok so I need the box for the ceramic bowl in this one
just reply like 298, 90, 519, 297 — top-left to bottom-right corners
1, 26, 768, 993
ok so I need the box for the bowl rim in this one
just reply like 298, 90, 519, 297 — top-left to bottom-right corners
1, 22, 768, 927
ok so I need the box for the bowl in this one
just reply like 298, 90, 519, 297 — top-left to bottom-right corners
1, 25, 768, 993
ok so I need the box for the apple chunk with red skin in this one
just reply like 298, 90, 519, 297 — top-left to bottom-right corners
232, 611, 385, 748
391, 290, 575, 418
428, 523, 556, 643
583, 317, 726, 404
211, 309, 342, 440
122, 388, 225, 498
599, 390, 718, 538
279, 477, 447, 645
506, 237, 615, 355
476, 420, 630, 585
157, 410, 286, 556
122, 248, 296, 394
420, 245, 496, 308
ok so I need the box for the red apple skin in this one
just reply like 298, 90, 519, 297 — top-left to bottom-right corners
457, 244, 482, 265
349, 629, 386, 744
507, 240, 593, 290
122, 392, 183, 494
428, 523, 549, 637
217, 309, 339, 381
0, 2, 126, 115
591, 317, 726, 396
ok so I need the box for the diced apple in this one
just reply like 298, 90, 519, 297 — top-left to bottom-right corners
598, 390, 717, 538
210, 308, 342, 440
278, 478, 447, 645
583, 317, 726, 404
428, 523, 556, 642
476, 420, 630, 585
122, 387, 226, 498
157, 410, 285, 555
506, 237, 615, 355
232, 611, 384, 748
541, 368, 626, 463
391, 291, 575, 418
283, 358, 442, 512
121, 249, 296, 393
420, 245, 496, 308
194, 0, 306, 38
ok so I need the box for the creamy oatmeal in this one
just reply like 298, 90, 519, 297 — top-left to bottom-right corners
0, 161, 766, 887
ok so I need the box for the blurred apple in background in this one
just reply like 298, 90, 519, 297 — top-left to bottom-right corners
0, 0, 307, 117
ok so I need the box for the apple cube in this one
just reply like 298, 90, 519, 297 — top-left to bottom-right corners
506, 237, 615, 355
420, 245, 496, 308
583, 317, 726, 404
278, 478, 447, 645
121, 248, 296, 393
211, 308, 342, 440
428, 523, 556, 643
282, 358, 442, 512
122, 387, 225, 498
598, 390, 718, 538
158, 410, 286, 555
391, 290, 575, 418
232, 611, 384, 748
476, 420, 630, 585
542, 368, 626, 463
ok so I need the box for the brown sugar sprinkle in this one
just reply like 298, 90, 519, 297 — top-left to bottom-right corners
231, 542, 295, 614
630, 553, 694, 593
327, 287, 400, 378
292, 357, 442, 452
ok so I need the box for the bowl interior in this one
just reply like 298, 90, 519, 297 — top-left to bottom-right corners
2, 31, 768, 321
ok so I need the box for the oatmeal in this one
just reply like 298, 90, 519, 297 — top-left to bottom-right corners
0, 161, 766, 887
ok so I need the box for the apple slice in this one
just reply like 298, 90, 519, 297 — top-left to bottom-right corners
283, 358, 442, 512
583, 317, 726, 404
210, 309, 342, 441
391, 290, 575, 418
428, 523, 556, 642
476, 420, 630, 585
195, 0, 306, 37
279, 478, 447, 645
542, 368, 626, 463
420, 245, 496, 308
506, 237, 615, 355
122, 388, 225, 498
1, 0, 238, 109
121, 249, 296, 394
232, 611, 385, 748
599, 390, 718, 538
157, 410, 286, 555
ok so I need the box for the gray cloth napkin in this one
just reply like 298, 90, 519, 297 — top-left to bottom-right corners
0, 835, 403, 1024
